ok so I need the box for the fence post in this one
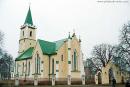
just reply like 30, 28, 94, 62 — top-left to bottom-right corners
15, 74, 19, 86
34, 74, 38, 86
67, 75, 71, 85
82, 75, 85, 85
52, 74, 55, 86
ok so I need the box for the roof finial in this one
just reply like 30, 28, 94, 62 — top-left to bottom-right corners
29, 2, 31, 6
79, 35, 81, 42
72, 28, 76, 37
73, 28, 75, 33
68, 32, 71, 39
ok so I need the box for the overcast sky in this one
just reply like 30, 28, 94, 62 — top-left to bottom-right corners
0, 0, 130, 59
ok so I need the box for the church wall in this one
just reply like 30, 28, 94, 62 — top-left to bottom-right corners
15, 59, 33, 80
19, 39, 36, 54
54, 41, 68, 79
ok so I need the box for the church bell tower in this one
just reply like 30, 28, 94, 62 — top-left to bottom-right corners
19, 6, 36, 54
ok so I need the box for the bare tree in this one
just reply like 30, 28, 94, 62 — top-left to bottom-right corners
0, 30, 4, 47
91, 44, 114, 68
0, 30, 14, 80
116, 22, 130, 67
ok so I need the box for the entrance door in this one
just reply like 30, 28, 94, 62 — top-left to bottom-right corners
98, 72, 101, 84
109, 68, 114, 84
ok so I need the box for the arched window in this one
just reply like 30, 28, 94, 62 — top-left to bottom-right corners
74, 50, 77, 71
35, 54, 40, 74
30, 31, 32, 37
38, 57, 40, 74
22, 62, 24, 75
61, 55, 63, 61
35, 57, 37, 73
23, 31, 24, 36
72, 55, 74, 70
52, 59, 54, 74
16, 63, 18, 75
28, 62, 30, 75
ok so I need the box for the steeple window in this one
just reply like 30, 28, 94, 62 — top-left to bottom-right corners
30, 31, 32, 37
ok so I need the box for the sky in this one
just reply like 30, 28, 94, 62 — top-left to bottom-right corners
0, 0, 130, 59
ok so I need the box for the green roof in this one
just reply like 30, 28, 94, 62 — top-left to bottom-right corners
54, 38, 67, 51
15, 47, 34, 61
38, 39, 56, 55
15, 38, 67, 61
38, 38, 67, 55
24, 7, 33, 25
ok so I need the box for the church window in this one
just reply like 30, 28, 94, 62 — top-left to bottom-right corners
35, 57, 36, 73
72, 55, 73, 70
41, 61, 44, 64
74, 50, 77, 71
30, 31, 32, 37
52, 59, 54, 74
56, 61, 59, 64
22, 62, 24, 75
38, 57, 40, 74
23, 31, 24, 36
61, 55, 63, 61
16, 63, 18, 75
56, 70, 59, 72
35, 54, 40, 74
28, 62, 30, 75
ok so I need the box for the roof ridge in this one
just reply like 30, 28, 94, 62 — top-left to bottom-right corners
38, 39, 55, 44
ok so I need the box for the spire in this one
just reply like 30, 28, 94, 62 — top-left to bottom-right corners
24, 6, 33, 25
72, 28, 76, 37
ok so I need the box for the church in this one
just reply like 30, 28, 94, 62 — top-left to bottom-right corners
15, 7, 85, 83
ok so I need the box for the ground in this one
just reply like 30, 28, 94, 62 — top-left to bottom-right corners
0, 84, 125, 87
0, 80, 125, 87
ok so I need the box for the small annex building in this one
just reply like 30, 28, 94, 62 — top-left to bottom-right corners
95, 61, 130, 84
